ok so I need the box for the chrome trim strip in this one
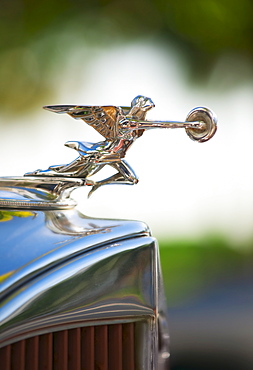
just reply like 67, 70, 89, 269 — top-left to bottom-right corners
0, 198, 76, 210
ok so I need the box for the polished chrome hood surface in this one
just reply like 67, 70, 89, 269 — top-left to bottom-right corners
0, 180, 150, 297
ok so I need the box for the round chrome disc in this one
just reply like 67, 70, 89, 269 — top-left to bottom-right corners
185, 107, 217, 142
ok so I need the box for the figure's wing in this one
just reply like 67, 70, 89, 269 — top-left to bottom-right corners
43, 105, 123, 140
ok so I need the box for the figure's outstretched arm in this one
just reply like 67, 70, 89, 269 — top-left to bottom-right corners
126, 118, 203, 130
123, 106, 217, 143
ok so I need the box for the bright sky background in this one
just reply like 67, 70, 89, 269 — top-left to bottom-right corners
1, 41, 253, 244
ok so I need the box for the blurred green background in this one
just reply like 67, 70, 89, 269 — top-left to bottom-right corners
1, 1, 253, 368
1, 0, 253, 114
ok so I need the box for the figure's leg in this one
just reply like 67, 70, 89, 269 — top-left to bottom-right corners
26, 156, 94, 178
87, 160, 138, 197
112, 160, 139, 184
49, 157, 84, 173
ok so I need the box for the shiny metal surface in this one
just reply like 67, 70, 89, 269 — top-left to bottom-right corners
0, 236, 164, 369
185, 106, 217, 142
0, 200, 169, 368
0, 176, 84, 209
0, 206, 149, 295
24, 95, 217, 196
0, 201, 169, 368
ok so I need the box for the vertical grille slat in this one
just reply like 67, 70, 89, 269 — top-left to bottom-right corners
0, 323, 136, 370
26, 336, 39, 370
81, 326, 95, 370
11, 339, 25, 370
54, 330, 68, 370
123, 323, 135, 370
39, 333, 53, 370
109, 324, 122, 370
95, 325, 108, 370
68, 328, 81, 370
0, 344, 11, 369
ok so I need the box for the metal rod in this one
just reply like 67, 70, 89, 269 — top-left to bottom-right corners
130, 119, 205, 130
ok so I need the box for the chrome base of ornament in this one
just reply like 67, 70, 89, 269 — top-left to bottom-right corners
0, 177, 84, 210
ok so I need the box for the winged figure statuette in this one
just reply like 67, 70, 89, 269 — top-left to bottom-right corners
25, 95, 217, 196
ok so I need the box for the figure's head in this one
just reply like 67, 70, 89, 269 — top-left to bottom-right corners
131, 95, 155, 112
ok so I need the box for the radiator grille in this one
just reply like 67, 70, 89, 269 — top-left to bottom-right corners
0, 323, 135, 370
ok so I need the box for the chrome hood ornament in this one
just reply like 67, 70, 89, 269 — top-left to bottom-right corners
24, 95, 217, 198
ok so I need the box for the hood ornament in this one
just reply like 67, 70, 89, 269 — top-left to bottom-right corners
25, 95, 217, 198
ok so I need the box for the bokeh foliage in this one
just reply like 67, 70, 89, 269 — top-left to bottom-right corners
159, 235, 253, 306
1, 0, 253, 114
